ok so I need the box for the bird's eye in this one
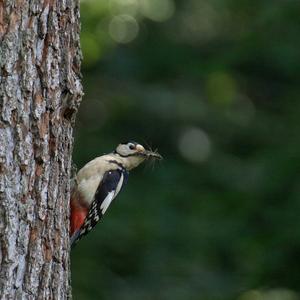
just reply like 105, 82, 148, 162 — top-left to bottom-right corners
129, 144, 135, 150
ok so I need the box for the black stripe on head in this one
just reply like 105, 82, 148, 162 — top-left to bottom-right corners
121, 141, 138, 145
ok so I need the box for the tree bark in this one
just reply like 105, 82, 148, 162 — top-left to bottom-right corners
0, 0, 82, 298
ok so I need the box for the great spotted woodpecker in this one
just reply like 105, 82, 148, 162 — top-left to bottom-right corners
70, 141, 162, 247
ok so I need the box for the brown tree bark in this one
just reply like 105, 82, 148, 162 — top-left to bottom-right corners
0, 0, 82, 298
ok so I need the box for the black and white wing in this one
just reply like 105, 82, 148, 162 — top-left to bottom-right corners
71, 168, 128, 246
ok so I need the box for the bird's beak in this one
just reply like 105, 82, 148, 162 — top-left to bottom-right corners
135, 144, 162, 160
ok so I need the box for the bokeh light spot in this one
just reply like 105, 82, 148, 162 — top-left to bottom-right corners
109, 14, 139, 43
140, 0, 175, 22
206, 71, 237, 107
178, 127, 211, 163
109, 0, 139, 16
178, 1, 219, 43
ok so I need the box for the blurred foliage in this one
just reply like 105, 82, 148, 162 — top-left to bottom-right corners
71, 1, 300, 299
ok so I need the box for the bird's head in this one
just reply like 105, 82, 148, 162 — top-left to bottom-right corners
114, 141, 162, 170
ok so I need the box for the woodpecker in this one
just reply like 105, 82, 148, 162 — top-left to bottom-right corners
70, 141, 162, 247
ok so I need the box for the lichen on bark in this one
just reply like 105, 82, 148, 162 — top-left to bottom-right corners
0, 0, 82, 298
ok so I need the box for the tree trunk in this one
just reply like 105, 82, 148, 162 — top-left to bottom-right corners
0, 0, 82, 298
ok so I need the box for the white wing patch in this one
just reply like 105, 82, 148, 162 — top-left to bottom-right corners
100, 191, 115, 214
99, 173, 124, 214
114, 173, 124, 197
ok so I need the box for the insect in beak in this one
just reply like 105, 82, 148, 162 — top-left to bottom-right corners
144, 150, 163, 160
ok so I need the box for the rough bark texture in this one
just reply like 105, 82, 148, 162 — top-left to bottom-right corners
0, 0, 82, 298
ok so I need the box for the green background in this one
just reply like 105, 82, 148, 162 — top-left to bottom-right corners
71, 1, 300, 299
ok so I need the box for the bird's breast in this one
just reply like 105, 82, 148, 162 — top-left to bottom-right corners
78, 174, 103, 205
